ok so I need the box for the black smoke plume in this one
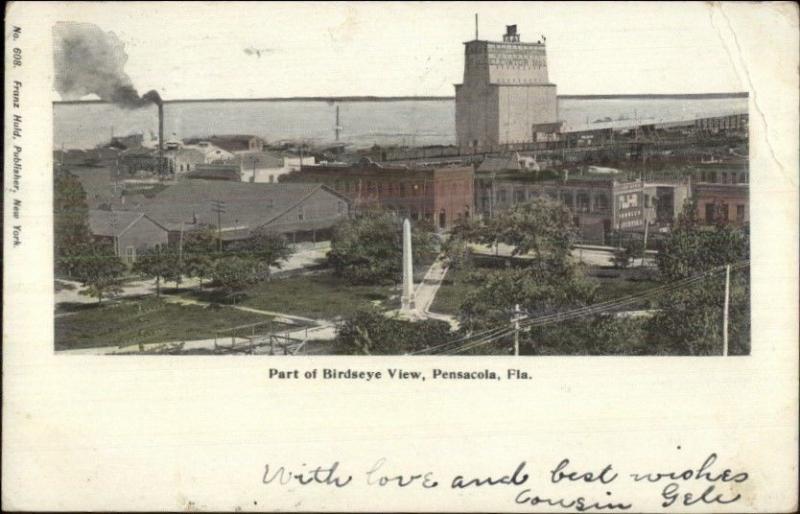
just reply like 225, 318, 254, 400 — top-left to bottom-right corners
53, 21, 161, 108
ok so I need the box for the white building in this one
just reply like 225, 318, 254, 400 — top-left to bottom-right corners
182, 141, 236, 163
239, 152, 316, 183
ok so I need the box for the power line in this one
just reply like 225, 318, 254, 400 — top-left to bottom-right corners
416, 261, 748, 355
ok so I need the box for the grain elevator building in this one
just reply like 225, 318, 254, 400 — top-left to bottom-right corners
455, 25, 560, 148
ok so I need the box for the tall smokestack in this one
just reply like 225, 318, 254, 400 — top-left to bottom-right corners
142, 90, 164, 177
54, 22, 166, 175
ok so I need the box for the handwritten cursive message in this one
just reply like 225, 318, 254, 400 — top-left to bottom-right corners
261, 451, 749, 511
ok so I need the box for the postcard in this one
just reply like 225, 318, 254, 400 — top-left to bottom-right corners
3, 1, 798, 511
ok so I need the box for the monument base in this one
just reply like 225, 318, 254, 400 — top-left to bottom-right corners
387, 304, 426, 322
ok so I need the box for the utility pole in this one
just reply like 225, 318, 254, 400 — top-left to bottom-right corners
110, 209, 119, 259
513, 304, 520, 356
490, 172, 496, 219
722, 264, 731, 356
642, 218, 649, 267
211, 200, 226, 252
475, 13, 479, 40
178, 221, 184, 265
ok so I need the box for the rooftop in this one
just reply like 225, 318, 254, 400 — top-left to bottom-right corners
88, 209, 159, 237
119, 180, 346, 232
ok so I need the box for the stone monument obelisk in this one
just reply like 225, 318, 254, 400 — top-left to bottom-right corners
400, 218, 416, 314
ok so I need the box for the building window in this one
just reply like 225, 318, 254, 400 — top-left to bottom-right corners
497, 190, 507, 203
705, 203, 716, 223
720, 203, 729, 221
594, 193, 610, 212
576, 192, 590, 213
126, 246, 136, 264
337, 201, 344, 215
298, 206, 304, 221
736, 205, 745, 222
514, 190, 525, 203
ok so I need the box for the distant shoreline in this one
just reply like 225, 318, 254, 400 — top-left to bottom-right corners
53, 92, 748, 105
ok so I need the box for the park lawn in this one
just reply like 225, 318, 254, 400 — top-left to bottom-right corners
429, 266, 475, 316
55, 298, 271, 351
238, 272, 399, 320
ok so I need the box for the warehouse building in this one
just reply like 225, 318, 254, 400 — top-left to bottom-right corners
119, 180, 351, 244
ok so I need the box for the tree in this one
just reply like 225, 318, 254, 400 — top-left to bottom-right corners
211, 256, 260, 302
453, 197, 599, 351
133, 245, 182, 297
646, 200, 750, 355
73, 240, 126, 303
327, 211, 436, 284
183, 227, 219, 286
441, 233, 473, 270
656, 200, 748, 281
441, 218, 480, 270
493, 197, 578, 271
334, 308, 451, 355
229, 230, 293, 281
54, 168, 92, 277
458, 264, 596, 334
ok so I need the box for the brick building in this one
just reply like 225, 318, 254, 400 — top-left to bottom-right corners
694, 183, 749, 226
281, 159, 474, 230
475, 177, 689, 241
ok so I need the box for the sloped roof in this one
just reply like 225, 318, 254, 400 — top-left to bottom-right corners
88, 209, 164, 237
207, 135, 262, 153
120, 180, 348, 232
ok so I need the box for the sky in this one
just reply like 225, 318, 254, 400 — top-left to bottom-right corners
50, 1, 749, 101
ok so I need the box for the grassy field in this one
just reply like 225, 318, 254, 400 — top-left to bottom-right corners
242, 272, 399, 319
55, 298, 271, 351
182, 271, 399, 320
429, 266, 475, 316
